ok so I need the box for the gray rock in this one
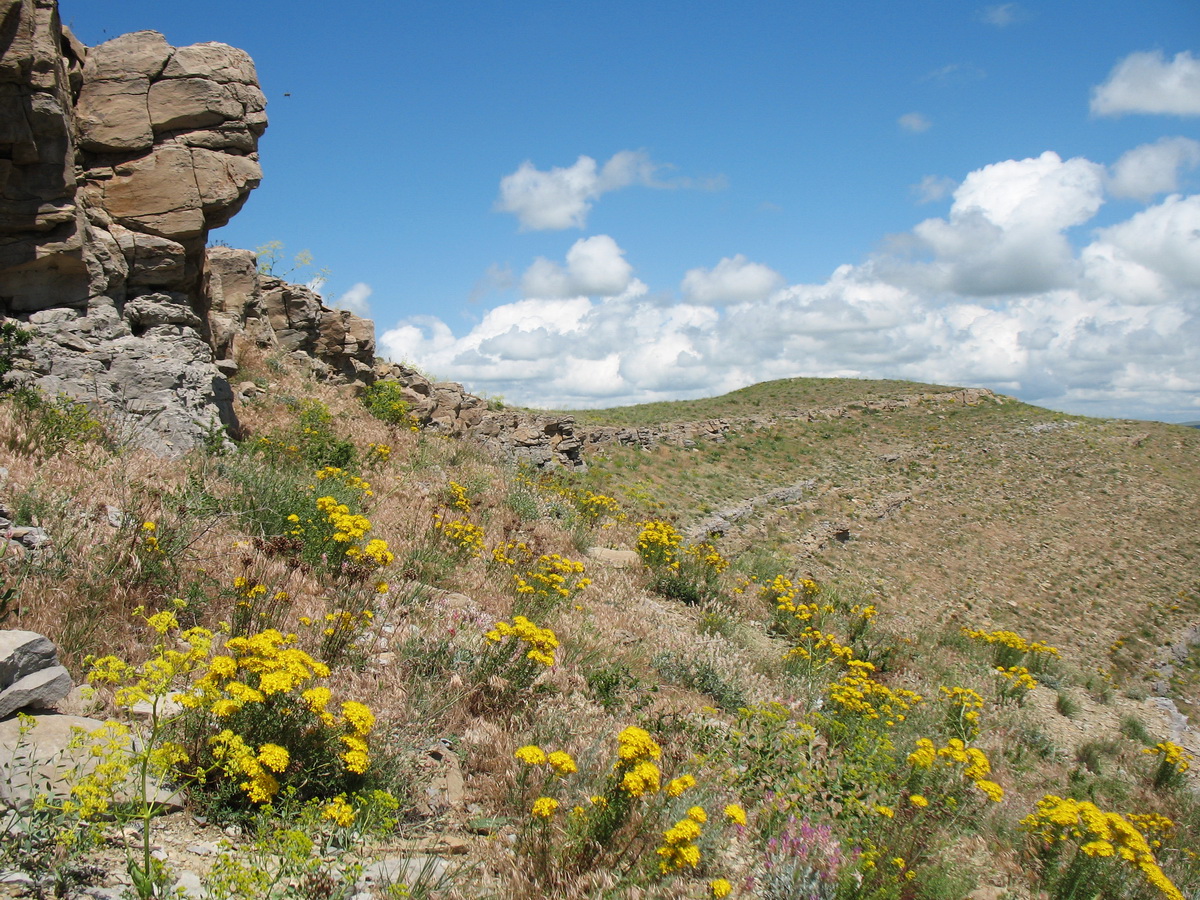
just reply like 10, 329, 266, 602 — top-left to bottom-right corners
174, 869, 205, 899
0, 631, 59, 689
0, 665, 73, 718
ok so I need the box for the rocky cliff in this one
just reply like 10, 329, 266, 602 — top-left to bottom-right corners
0, 1, 375, 453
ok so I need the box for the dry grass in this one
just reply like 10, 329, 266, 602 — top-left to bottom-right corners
3, 367, 1199, 899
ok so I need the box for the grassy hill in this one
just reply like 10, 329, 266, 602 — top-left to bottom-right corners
1, 365, 1198, 900
568, 381, 1200, 703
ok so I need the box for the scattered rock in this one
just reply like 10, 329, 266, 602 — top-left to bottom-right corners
0, 631, 59, 688
0, 665, 73, 718
585, 547, 640, 568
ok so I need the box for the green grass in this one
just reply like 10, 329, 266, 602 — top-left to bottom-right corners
559, 375, 961, 426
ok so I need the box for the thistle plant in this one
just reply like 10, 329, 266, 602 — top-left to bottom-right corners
755, 816, 847, 900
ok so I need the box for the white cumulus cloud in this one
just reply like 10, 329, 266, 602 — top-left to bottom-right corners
382, 149, 1200, 421
912, 175, 958, 203
979, 4, 1024, 27
1108, 137, 1200, 200
901, 151, 1105, 296
1091, 193, 1200, 291
681, 255, 785, 305
520, 235, 635, 298
495, 150, 720, 231
1091, 50, 1200, 117
333, 282, 372, 316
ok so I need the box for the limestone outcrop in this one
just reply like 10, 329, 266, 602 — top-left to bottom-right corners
0, 2, 373, 454
206, 246, 375, 384
373, 362, 586, 470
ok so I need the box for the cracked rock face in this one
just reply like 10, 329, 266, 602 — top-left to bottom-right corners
0, 2, 377, 454
0, 3, 267, 452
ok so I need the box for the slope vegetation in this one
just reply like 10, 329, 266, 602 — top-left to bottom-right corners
0, 366, 1197, 900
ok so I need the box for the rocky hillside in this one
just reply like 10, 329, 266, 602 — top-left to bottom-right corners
1, 4, 1199, 900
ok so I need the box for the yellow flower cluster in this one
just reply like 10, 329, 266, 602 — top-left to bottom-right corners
614, 726, 662, 798
179, 628, 375, 795
486, 615, 559, 667
316, 496, 372, 543
996, 665, 1038, 694
366, 442, 391, 464
514, 744, 578, 776
635, 520, 683, 569
763, 575, 824, 619
322, 794, 355, 827
724, 803, 747, 826
320, 608, 373, 638
446, 481, 471, 513
185, 629, 331, 717
513, 553, 592, 603
962, 627, 1059, 658
785, 626, 857, 669
58, 722, 135, 819
345, 538, 394, 568
209, 731, 291, 803
939, 685, 984, 739
666, 773, 697, 797
1126, 813, 1177, 849
828, 665, 923, 727
88, 606, 213, 711
686, 540, 730, 574
233, 576, 268, 599
491, 540, 531, 567
657, 806, 707, 872
432, 513, 485, 556
578, 490, 622, 523
314, 467, 373, 497
256, 435, 302, 457
140, 520, 162, 555
908, 738, 1003, 802
1143, 741, 1192, 773
531, 796, 559, 819
338, 701, 375, 774
1021, 796, 1183, 900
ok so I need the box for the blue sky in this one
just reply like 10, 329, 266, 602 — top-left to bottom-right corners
63, 1, 1200, 420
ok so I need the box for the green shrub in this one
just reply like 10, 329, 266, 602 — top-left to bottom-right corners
361, 381, 415, 427
254, 399, 357, 470
652, 650, 746, 711
0, 320, 32, 389
7, 389, 107, 457
1056, 691, 1080, 718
